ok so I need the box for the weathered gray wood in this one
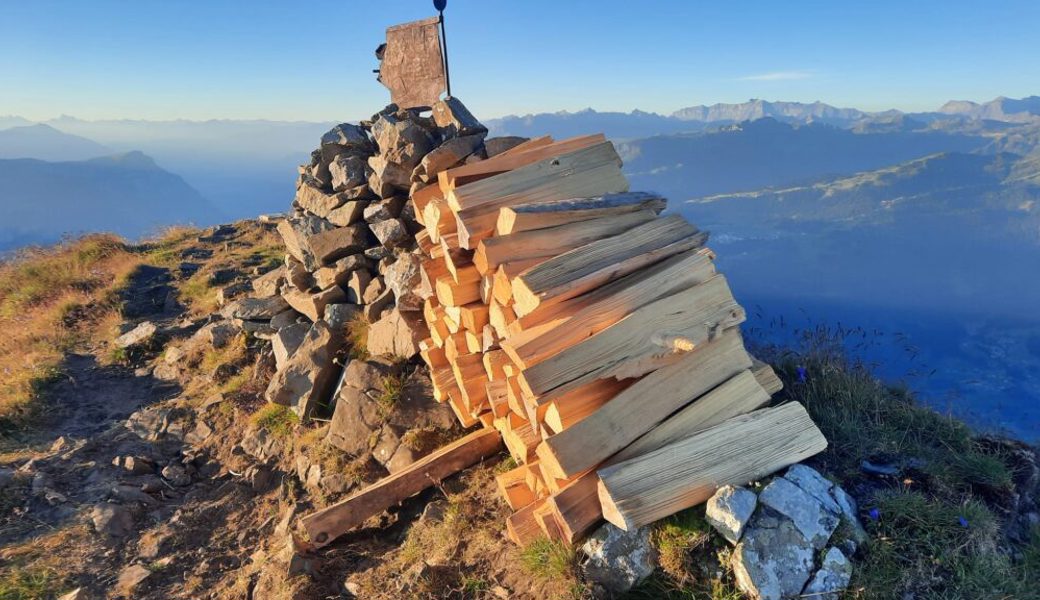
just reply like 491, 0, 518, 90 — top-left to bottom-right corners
496, 191, 666, 234
597, 402, 828, 530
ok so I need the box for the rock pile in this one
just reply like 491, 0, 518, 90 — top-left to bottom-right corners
705, 464, 865, 600
220, 97, 523, 476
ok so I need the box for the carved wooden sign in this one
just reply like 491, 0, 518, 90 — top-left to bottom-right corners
379, 16, 446, 109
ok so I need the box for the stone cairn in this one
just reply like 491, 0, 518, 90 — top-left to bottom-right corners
232, 98, 520, 474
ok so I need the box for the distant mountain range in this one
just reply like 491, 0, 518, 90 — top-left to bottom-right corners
0, 124, 112, 161
0, 151, 221, 250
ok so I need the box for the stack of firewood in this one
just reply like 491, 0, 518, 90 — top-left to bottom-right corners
408, 133, 828, 544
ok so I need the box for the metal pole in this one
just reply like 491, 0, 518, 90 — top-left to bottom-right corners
435, 0, 451, 97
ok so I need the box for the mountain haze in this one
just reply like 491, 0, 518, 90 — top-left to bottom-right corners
0, 123, 112, 161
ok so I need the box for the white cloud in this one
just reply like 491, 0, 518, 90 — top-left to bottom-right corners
737, 71, 813, 82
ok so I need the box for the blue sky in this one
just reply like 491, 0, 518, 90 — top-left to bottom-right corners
1, 0, 1037, 122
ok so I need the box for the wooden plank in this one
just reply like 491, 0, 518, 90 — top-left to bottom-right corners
597, 402, 827, 530
492, 259, 541, 306
475, 209, 658, 275
520, 275, 745, 399
435, 266, 482, 306
441, 134, 600, 193
301, 428, 502, 546
751, 358, 784, 395
536, 329, 752, 479
502, 249, 716, 369
496, 191, 666, 235
534, 501, 566, 541
496, 465, 538, 510
546, 472, 601, 543
455, 162, 629, 249
511, 215, 708, 317
506, 498, 548, 546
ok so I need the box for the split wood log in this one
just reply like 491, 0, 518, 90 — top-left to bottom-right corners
506, 498, 548, 546
536, 329, 752, 479
440, 134, 601, 196
496, 465, 538, 510
435, 266, 482, 306
511, 215, 708, 317
519, 275, 745, 399
597, 402, 827, 530
301, 428, 502, 547
474, 209, 658, 275
502, 249, 716, 369
496, 191, 666, 235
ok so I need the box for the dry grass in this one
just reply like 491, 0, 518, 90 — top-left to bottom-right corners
0, 234, 142, 434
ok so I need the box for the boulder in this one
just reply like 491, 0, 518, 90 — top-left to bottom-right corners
383, 252, 423, 311
252, 267, 286, 298
194, 320, 240, 349
783, 464, 841, 514
313, 254, 369, 290
277, 213, 335, 271
273, 322, 311, 369
370, 111, 436, 171
325, 360, 395, 455
802, 547, 853, 600
296, 183, 351, 219
362, 196, 407, 222
484, 136, 529, 158
321, 122, 373, 152
326, 199, 370, 227
270, 309, 302, 330
92, 503, 134, 538
758, 477, 840, 550
264, 320, 344, 420
706, 485, 758, 545
580, 523, 655, 597
412, 133, 486, 182
324, 303, 362, 332
160, 464, 191, 487
733, 512, 816, 600
369, 218, 409, 249
363, 288, 395, 322
285, 255, 313, 292
367, 155, 412, 197
329, 154, 370, 192
366, 308, 425, 358
362, 276, 386, 305
308, 225, 372, 266
116, 564, 152, 598
232, 296, 290, 321
216, 281, 251, 306
282, 286, 346, 322
345, 269, 372, 304
432, 97, 487, 139
115, 321, 157, 349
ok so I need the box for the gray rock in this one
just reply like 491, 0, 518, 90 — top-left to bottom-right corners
324, 303, 362, 332
362, 276, 386, 305
325, 360, 394, 455
115, 321, 157, 349
193, 320, 240, 349
484, 136, 529, 158
313, 254, 371, 290
803, 547, 853, 600
264, 320, 344, 420
369, 218, 409, 249
370, 112, 436, 171
384, 252, 423, 311
285, 255, 313, 291
364, 287, 396, 322
326, 199, 370, 227
733, 513, 815, 600
784, 464, 841, 514
321, 122, 372, 151
161, 464, 191, 487
330, 154, 370, 192
830, 484, 868, 551
272, 322, 311, 370
367, 155, 412, 196
0, 467, 13, 488
295, 183, 350, 219
307, 225, 372, 266
366, 307, 424, 358
345, 269, 372, 304
432, 97, 487, 139
232, 296, 290, 321
362, 196, 406, 222
412, 133, 486, 182
252, 266, 287, 298
580, 523, 655, 596
216, 281, 251, 306
759, 477, 840, 549
270, 309, 302, 330
113, 456, 155, 475
92, 503, 134, 538
706, 485, 758, 545
116, 564, 151, 597
282, 286, 346, 322
277, 213, 335, 271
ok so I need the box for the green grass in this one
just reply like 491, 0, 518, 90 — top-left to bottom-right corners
653, 508, 713, 582
250, 404, 299, 438
377, 373, 407, 417
345, 313, 370, 360
0, 564, 63, 600
519, 537, 576, 582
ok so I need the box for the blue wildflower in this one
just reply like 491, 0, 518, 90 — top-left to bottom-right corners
868, 508, 881, 522
796, 366, 807, 383
958, 516, 969, 528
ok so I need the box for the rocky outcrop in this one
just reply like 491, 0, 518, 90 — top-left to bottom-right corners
705, 464, 862, 600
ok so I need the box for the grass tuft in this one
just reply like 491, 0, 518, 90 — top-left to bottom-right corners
250, 404, 299, 438
519, 537, 576, 582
